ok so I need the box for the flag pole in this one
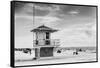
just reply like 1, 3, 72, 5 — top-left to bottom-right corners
33, 3, 35, 47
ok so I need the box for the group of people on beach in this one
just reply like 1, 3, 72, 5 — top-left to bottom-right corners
57, 48, 85, 55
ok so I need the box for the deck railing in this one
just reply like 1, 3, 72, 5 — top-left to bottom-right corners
33, 39, 60, 47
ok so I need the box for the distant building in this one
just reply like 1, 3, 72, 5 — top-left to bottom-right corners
31, 25, 60, 59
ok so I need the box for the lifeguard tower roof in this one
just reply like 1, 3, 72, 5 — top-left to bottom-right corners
31, 25, 58, 33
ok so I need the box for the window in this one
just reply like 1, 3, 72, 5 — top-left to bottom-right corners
46, 32, 49, 39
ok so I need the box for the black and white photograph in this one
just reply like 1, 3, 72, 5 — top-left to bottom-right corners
11, 1, 98, 67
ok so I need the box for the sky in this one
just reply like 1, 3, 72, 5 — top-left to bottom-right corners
14, 2, 97, 48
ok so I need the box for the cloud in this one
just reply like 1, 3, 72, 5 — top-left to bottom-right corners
51, 23, 96, 47
14, 2, 96, 48
68, 10, 79, 15
15, 3, 61, 17
34, 16, 60, 28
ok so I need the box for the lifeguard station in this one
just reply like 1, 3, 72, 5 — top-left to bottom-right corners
31, 25, 60, 59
